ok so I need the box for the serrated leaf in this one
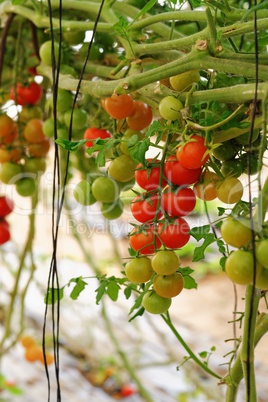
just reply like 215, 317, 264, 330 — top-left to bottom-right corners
70, 277, 87, 300
178, 266, 194, 276
190, 225, 210, 241
124, 285, 132, 299
216, 239, 226, 254
55, 138, 86, 152
192, 233, 216, 262
44, 287, 64, 305
217, 207, 226, 216
129, 293, 143, 314
128, 138, 150, 164
95, 280, 108, 305
107, 281, 120, 301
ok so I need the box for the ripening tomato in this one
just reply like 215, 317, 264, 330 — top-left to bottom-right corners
23, 119, 46, 143
193, 171, 219, 201
108, 155, 137, 183
104, 94, 134, 119
0, 219, 11, 245
216, 177, 243, 204
129, 225, 161, 255
131, 193, 162, 223
83, 127, 111, 147
152, 250, 180, 275
164, 156, 201, 186
161, 187, 196, 217
153, 272, 184, 298
0, 196, 14, 218
135, 159, 166, 190
126, 101, 153, 130
28, 138, 50, 157
10, 82, 43, 106
0, 114, 14, 138
176, 135, 209, 169
169, 70, 200, 92
157, 218, 190, 249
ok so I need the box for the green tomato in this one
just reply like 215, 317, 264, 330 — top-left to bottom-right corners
256, 239, 268, 268
220, 217, 252, 248
142, 291, 172, 314
158, 96, 183, 121
91, 176, 119, 203
235, 128, 259, 146
43, 118, 56, 138
216, 177, 243, 204
63, 108, 88, 131
48, 89, 73, 113
212, 141, 237, 161
16, 178, 36, 197
240, 153, 260, 175
24, 158, 47, 175
108, 155, 137, 183
255, 267, 268, 290
63, 30, 85, 45
151, 250, 180, 275
221, 159, 243, 178
225, 250, 262, 285
39, 40, 60, 66
0, 162, 23, 184
125, 257, 153, 283
73, 180, 96, 206
169, 70, 200, 92
101, 199, 124, 220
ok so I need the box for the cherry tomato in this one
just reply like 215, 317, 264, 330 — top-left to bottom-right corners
129, 225, 161, 255
104, 94, 134, 119
28, 138, 50, 157
0, 219, 11, 245
23, 119, 46, 143
142, 290, 172, 314
220, 217, 252, 248
64, 108, 88, 131
176, 135, 209, 169
125, 256, 153, 283
39, 40, 60, 66
120, 384, 137, 398
157, 218, 190, 249
255, 267, 268, 290
126, 101, 153, 130
153, 272, 184, 298
91, 176, 119, 203
158, 96, 183, 121
161, 186, 196, 217
16, 178, 36, 197
0, 114, 14, 137
10, 82, 43, 106
0, 196, 14, 217
212, 141, 237, 161
108, 155, 137, 183
169, 70, 200, 92
216, 177, 243, 204
101, 199, 124, 220
83, 127, 111, 148
193, 171, 219, 201
73, 180, 96, 206
131, 193, 162, 223
0, 162, 23, 185
225, 250, 262, 285
135, 159, 166, 190
256, 239, 268, 268
164, 156, 201, 186
151, 250, 180, 275
221, 159, 243, 178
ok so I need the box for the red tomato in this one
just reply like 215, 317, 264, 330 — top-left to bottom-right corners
10, 82, 43, 106
126, 101, 153, 130
176, 135, 209, 169
0, 219, 11, 245
164, 156, 201, 186
157, 218, 190, 249
120, 384, 137, 397
135, 159, 166, 190
83, 127, 111, 147
131, 193, 162, 223
104, 94, 134, 119
0, 196, 14, 218
161, 187, 196, 217
129, 225, 161, 255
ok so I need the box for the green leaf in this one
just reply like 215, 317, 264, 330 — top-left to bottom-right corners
178, 266, 194, 276
216, 239, 226, 254
124, 285, 133, 299
220, 256, 227, 270
12, 0, 26, 4
189, 225, 210, 241
217, 207, 226, 216
95, 280, 108, 305
44, 287, 64, 305
96, 148, 106, 167
129, 293, 143, 314
183, 275, 198, 290
192, 233, 216, 262
132, 0, 157, 22
128, 138, 150, 164
199, 351, 208, 358
55, 138, 86, 152
107, 281, 120, 301
69, 276, 87, 300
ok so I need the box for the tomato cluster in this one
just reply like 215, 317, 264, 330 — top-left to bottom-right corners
20, 335, 54, 366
